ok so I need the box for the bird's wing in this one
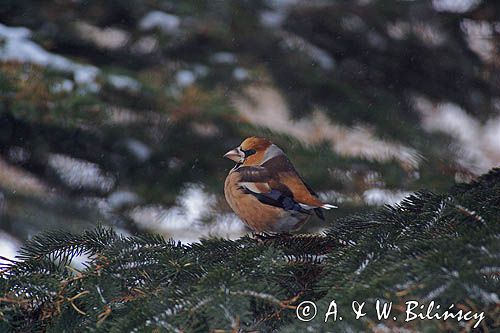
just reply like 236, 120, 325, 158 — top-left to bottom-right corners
261, 155, 325, 207
235, 165, 310, 214
235, 154, 329, 216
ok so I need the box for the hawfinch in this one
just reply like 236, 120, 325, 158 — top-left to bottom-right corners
224, 137, 336, 232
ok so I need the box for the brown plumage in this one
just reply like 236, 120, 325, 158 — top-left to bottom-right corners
223, 137, 336, 232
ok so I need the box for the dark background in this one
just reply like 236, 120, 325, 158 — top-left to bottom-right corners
1, 0, 499, 255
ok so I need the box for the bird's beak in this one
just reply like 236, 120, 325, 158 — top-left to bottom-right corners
224, 148, 245, 163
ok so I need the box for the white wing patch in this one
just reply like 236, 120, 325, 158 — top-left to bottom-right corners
298, 203, 317, 210
239, 182, 270, 193
299, 203, 338, 210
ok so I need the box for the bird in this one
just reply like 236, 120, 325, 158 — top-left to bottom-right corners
223, 136, 337, 232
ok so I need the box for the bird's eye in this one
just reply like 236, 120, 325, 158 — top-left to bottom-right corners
242, 148, 256, 157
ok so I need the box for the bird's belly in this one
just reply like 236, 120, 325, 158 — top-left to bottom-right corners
224, 173, 309, 232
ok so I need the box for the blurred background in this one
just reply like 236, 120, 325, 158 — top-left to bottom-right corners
0, 0, 499, 259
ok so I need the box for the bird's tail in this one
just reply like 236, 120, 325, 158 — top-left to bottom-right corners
321, 204, 338, 209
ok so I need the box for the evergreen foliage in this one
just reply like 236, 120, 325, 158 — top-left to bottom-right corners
1, 168, 499, 332
2, 0, 500, 240
1, 1, 500, 332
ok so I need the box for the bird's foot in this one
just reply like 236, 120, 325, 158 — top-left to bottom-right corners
251, 231, 292, 243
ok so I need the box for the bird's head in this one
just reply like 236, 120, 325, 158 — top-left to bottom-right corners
223, 136, 273, 166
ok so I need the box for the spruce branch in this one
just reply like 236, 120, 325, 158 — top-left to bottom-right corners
1, 168, 499, 332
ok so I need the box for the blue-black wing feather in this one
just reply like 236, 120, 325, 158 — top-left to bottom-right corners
240, 187, 310, 214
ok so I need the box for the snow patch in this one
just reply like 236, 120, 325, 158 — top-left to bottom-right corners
0, 23, 100, 92
233, 86, 422, 170
279, 31, 335, 70
260, 11, 286, 28
341, 15, 366, 32
75, 21, 130, 50
210, 52, 237, 64
139, 11, 181, 33
51, 79, 74, 93
131, 36, 159, 54
107, 190, 140, 209
0, 157, 49, 195
7, 146, 30, 164
233, 67, 249, 81
414, 96, 500, 174
460, 19, 495, 63
433, 0, 481, 13
130, 184, 245, 243
387, 21, 411, 40
0, 231, 21, 262
174, 65, 209, 88
124, 138, 152, 162
107, 74, 141, 92
48, 154, 115, 192
193, 64, 209, 77
413, 22, 446, 46
363, 188, 412, 206
175, 70, 196, 87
